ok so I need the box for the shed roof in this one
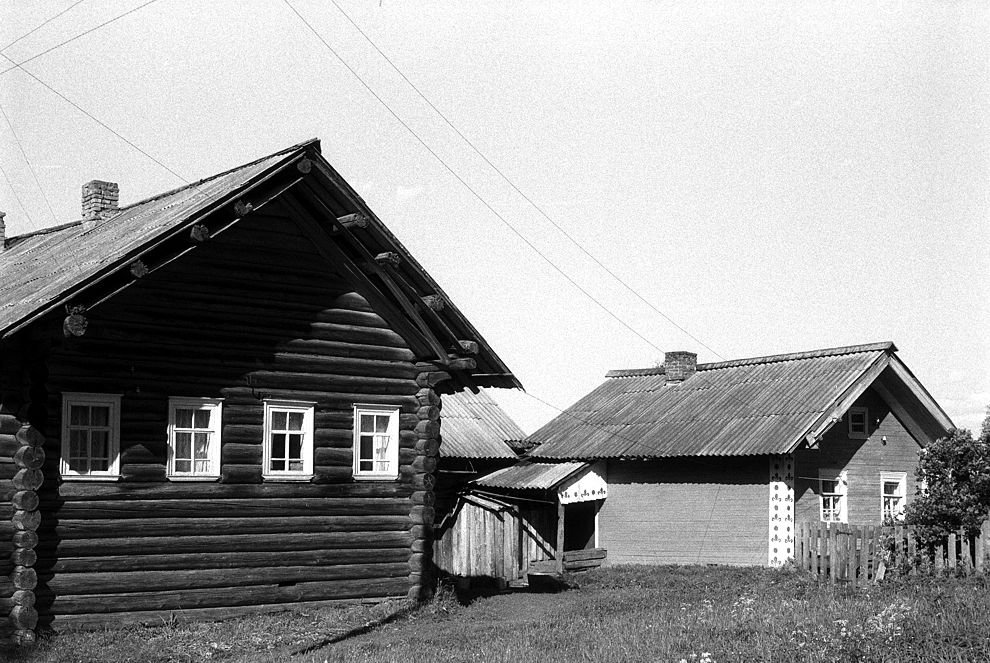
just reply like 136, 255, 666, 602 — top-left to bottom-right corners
0, 139, 520, 390
440, 389, 524, 459
473, 460, 589, 490
529, 342, 953, 459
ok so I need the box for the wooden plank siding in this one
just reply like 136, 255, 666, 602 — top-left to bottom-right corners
599, 458, 768, 565
28, 202, 430, 628
793, 388, 921, 526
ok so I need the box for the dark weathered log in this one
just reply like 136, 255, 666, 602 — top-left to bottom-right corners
13, 446, 44, 470
455, 340, 479, 355
15, 425, 44, 449
11, 491, 39, 511
119, 463, 167, 482
220, 464, 263, 483
414, 437, 440, 457
41, 529, 411, 558
12, 469, 42, 490
46, 576, 409, 615
0, 590, 35, 609
409, 506, 435, 526
373, 252, 401, 268
129, 260, 149, 278
0, 434, 20, 456
11, 510, 40, 531
10, 567, 36, 590
52, 496, 413, 519
409, 456, 437, 474
189, 223, 211, 242
416, 388, 440, 407
52, 480, 413, 501
417, 372, 451, 388
221, 442, 262, 465
11, 548, 36, 567
63, 308, 88, 338
9, 605, 37, 630
296, 158, 312, 174
234, 199, 253, 217
13, 531, 38, 549
42, 546, 410, 574
45, 514, 413, 540
409, 491, 435, 507
336, 212, 369, 230
410, 472, 435, 491
417, 405, 441, 421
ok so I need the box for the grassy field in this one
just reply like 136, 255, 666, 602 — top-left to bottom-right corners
4, 565, 990, 662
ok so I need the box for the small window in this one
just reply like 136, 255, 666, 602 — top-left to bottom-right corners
819, 469, 847, 523
61, 393, 121, 479
263, 400, 314, 480
848, 407, 869, 439
168, 398, 222, 480
352, 405, 399, 480
881, 471, 907, 522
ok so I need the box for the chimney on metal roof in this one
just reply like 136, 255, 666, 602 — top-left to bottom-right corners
664, 351, 697, 382
81, 180, 119, 222
0, 211, 6, 252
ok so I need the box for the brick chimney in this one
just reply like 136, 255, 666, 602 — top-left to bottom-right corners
664, 350, 697, 382
81, 180, 119, 222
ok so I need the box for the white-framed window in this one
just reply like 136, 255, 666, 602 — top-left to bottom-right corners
881, 471, 907, 522
352, 405, 399, 480
61, 392, 121, 479
819, 468, 848, 523
848, 406, 869, 439
167, 398, 222, 480
263, 400, 314, 480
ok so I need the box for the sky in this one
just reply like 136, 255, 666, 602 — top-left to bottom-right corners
1, 1, 987, 433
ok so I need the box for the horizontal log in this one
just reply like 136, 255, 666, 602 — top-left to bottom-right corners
12, 469, 43, 490
0, 434, 19, 456
12, 490, 39, 511
42, 546, 410, 574
15, 426, 45, 449
9, 605, 37, 630
220, 464, 263, 483
221, 442, 261, 465
11, 548, 36, 567
43, 561, 411, 596
13, 446, 44, 470
119, 464, 167, 482
43, 515, 414, 541
13, 531, 38, 549
50, 497, 414, 519
0, 590, 35, 609
46, 576, 409, 615
12, 510, 41, 531
52, 480, 414, 501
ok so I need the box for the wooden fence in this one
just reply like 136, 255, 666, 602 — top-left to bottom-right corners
796, 520, 990, 584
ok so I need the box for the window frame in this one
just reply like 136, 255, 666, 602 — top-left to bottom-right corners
60, 392, 122, 480
352, 404, 400, 481
848, 406, 869, 439
819, 468, 848, 524
167, 397, 223, 481
262, 400, 315, 481
880, 471, 907, 522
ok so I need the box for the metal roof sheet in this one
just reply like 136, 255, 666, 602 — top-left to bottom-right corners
440, 389, 524, 459
473, 461, 589, 490
529, 343, 893, 459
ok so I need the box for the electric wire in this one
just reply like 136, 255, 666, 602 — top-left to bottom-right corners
0, 0, 89, 53
0, 102, 59, 223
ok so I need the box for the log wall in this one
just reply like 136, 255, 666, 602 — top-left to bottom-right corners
27, 203, 439, 628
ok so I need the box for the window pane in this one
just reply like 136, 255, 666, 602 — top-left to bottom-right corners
288, 434, 302, 460
270, 459, 285, 472
70, 405, 89, 426
821, 480, 837, 493
175, 460, 191, 473
90, 406, 110, 427
69, 430, 87, 457
272, 411, 287, 430
193, 433, 210, 459
69, 457, 90, 473
287, 412, 304, 431
360, 436, 374, 461
360, 414, 374, 433
193, 409, 211, 429
375, 434, 390, 459
194, 459, 210, 474
271, 433, 286, 459
176, 408, 194, 429
883, 481, 900, 496
289, 460, 303, 471
175, 432, 192, 459
92, 457, 109, 472
90, 430, 109, 459
375, 415, 389, 434
359, 460, 373, 472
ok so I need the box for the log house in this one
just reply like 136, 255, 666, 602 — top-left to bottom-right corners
0, 139, 520, 643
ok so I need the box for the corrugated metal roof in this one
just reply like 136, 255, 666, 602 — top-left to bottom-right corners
440, 389, 524, 459
529, 343, 894, 459
473, 461, 589, 490
0, 141, 310, 335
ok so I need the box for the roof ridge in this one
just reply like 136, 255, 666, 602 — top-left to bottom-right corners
5, 138, 320, 242
605, 341, 896, 378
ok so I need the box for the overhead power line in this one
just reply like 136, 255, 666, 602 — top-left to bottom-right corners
0, 102, 59, 223
0, 0, 159, 76
327, 0, 726, 362
0, 0, 89, 53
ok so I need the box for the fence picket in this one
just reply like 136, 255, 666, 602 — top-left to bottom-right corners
948, 533, 957, 570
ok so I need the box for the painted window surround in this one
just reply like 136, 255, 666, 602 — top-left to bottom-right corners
819, 468, 848, 524
262, 400, 315, 481
60, 392, 122, 480
167, 397, 223, 481
352, 404, 400, 481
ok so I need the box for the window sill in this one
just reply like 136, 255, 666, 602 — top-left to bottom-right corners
60, 474, 122, 482
352, 474, 400, 481
262, 475, 314, 482
167, 476, 221, 482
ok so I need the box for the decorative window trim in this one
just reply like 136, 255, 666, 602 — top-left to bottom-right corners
167, 397, 223, 480
262, 400, 314, 481
60, 392, 122, 480
881, 471, 907, 522
848, 406, 869, 439
352, 404, 400, 481
819, 468, 848, 524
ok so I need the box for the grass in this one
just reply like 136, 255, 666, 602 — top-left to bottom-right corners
5, 565, 990, 662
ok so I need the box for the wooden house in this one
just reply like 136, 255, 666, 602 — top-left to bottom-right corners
0, 139, 520, 643
523, 343, 953, 568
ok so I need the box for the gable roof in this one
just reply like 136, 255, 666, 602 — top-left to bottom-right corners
0, 139, 520, 390
528, 342, 953, 459
440, 389, 525, 459
473, 460, 589, 490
